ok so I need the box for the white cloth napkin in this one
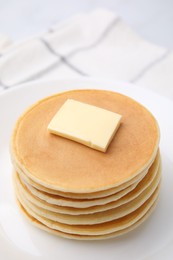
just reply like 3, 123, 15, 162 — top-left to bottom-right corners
0, 34, 12, 53
0, 9, 172, 99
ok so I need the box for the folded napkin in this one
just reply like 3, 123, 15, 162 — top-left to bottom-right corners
0, 9, 172, 98
0, 34, 12, 53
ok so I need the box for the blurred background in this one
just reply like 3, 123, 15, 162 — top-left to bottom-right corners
0, 0, 173, 48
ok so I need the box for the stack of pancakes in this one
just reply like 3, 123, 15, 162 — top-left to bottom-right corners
11, 89, 161, 240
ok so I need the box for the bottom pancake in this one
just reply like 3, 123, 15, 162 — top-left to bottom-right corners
17, 196, 159, 240
16, 186, 159, 236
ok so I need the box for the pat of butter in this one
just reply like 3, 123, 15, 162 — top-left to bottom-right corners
48, 99, 122, 152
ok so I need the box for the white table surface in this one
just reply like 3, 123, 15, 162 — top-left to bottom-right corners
0, 0, 173, 49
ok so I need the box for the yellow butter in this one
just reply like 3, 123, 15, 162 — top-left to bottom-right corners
48, 99, 122, 152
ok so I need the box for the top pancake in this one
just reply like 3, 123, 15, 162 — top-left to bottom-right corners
11, 89, 160, 193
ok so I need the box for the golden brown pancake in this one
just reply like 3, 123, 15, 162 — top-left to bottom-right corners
14, 158, 160, 215
15, 167, 161, 225
16, 187, 159, 236
11, 89, 161, 240
16, 172, 139, 208
15, 152, 160, 208
11, 89, 160, 193
14, 160, 149, 199
18, 198, 158, 240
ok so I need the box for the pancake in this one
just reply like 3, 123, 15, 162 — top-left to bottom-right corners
14, 157, 160, 215
11, 89, 161, 240
11, 89, 160, 193
15, 167, 161, 225
14, 160, 149, 199
17, 172, 139, 208
16, 186, 159, 236
17, 152, 160, 209
18, 198, 158, 240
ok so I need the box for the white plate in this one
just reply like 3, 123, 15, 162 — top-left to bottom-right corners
0, 78, 173, 260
